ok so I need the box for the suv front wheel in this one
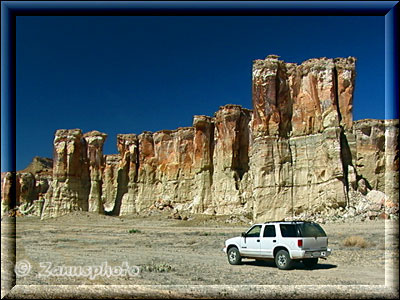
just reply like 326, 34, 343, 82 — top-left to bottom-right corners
227, 247, 242, 265
275, 250, 293, 270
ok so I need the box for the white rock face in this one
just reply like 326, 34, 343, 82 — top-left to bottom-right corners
101, 154, 121, 213
41, 129, 107, 219
84, 131, 108, 213
41, 129, 90, 219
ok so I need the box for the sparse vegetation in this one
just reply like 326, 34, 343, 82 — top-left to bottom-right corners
183, 231, 230, 237
199, 232, 210, 236
128, 228, 142, 234
55, 238, 79, 243
183, 231, 208, 236
141, 262, 175, 273
342, 235, 368, 248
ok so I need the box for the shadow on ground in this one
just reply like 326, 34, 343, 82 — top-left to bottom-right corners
241, 259, 337, 270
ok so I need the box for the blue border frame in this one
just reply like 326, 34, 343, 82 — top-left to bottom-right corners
385, 4, 399, 119
0, 1, 398, 15
1, 1, 399, 299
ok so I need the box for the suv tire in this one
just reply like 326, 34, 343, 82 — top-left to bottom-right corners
302, 258, 318, 268
275, 250, 293, 270
227, 247, 242, 265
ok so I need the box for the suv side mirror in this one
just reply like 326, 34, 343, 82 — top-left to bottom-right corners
241, 232, 246, 237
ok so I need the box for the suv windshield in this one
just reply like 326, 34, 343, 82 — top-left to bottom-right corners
298, 223, 327, 237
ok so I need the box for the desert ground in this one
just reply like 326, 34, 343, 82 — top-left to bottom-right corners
1, 211, 399, 298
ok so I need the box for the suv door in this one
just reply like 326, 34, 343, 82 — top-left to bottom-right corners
240, 225, 262, 256
260, 224, 276, 258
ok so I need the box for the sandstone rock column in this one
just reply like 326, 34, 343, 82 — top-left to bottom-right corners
151, 127, 196, 213
170, 127, 195, 210
83, 131, 107, 213
101, 154, 121, 213
290, 57, 339, 135
41, 129, 89, 218
211, 105, 251, 215
334, 57, 356, 130
289, 127, 348, 215
354, 119, 399, 203
384, 119, 399, 204
15, 172, 37, 211
136, 132, 157, 212
251, 56, 295, 221
116, 134, 138, 215
354, 119, 386, 191
252, 55, 293, 138
252, 55, 282, 137
250, 56, 356, 222
192, 115, 214, 213
249, 133, 293, 221
1, 172, 15, 215
288, 58, 354, 215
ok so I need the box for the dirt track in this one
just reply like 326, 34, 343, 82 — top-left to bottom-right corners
1, 212, 399, 298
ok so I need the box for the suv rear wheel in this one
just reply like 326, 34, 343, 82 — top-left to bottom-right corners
227, 247, 242, 265
275, 250, 293, 270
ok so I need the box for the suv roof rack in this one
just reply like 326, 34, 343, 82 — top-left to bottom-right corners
264, 220, 314, 224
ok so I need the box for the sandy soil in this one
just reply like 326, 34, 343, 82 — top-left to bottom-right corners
1, 211, 399, 298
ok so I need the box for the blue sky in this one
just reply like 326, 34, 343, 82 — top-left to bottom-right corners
14, 16, 388, 171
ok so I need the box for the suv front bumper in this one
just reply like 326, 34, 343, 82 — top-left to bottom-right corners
291, 248, 332, 259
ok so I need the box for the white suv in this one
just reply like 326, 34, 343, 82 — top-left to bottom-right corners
223, 221, 332, 270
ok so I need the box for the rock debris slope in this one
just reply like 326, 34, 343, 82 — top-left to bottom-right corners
2, 55, 398, 221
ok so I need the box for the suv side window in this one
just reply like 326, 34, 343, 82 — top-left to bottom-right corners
263, 225, 276, 237
246, 225, 262, 237
280, 224, 300, 237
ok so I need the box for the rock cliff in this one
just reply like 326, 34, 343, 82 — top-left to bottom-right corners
249, 55, 356, 220
2, 55, 398, 221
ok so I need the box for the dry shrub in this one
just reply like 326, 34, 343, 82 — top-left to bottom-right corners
141, 262, 175, 273
342, 236, 368, 248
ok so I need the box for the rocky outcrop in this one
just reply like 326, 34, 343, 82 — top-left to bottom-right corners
353, 119, 399, 202
4, 55, 398, 222
251, 55, 356, 138
15, 172, 37, 208
335, 57, 356, 131
1, 172, 15, 214
210, 105, 251, 215
101, 154, 121, 213
41, 129, 90, 218
151, 127, 196, 211
22, 156, 53, 174
40, 129, 109, 218
1, 155, 53, 216
137, 126, 201, 213
384, 120, 399, 204
116, 133, 139, 215
84, 131, 108, 213
191, 115, 214, 213
249, 55, 357, 221
252, 55, 289, 137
